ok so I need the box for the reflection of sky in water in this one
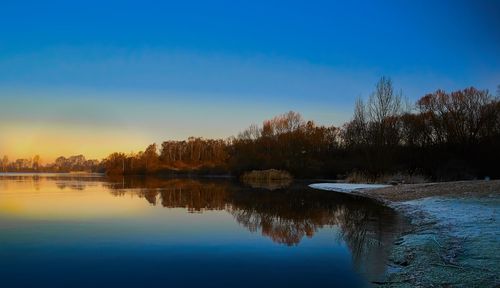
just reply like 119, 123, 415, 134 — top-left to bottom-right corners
0, 174, 405, 288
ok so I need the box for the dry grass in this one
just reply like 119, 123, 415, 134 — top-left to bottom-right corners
346, 171, 429, 184
240, 169, 293, 190
241, 169, 293, 181
361, 179, 500, 202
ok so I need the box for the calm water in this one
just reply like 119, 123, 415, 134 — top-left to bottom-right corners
0, 174, 405, 288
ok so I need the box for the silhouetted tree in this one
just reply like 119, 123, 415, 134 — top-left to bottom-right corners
367, 76, 404, 146
32, 155, 41, 171
1, 155, 8, 172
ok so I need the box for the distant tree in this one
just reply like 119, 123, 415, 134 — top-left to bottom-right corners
1, 155, 8, 172
367, 77, 403, 146
54, 156, 67, 171
368, 77, 403, 124
399, 112, 432, 147
32, 155, 41, 170
342, 97, 368, 146
14, 158, 31, 170
142, 144, 159, 172
417, 87, 494, 144
103, 152, 127, 175
238, 124, 261, 141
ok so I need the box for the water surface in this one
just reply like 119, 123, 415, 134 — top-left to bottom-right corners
0, 174, 405, 287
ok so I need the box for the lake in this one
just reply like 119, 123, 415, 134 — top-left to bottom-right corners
0, 174, 405, 287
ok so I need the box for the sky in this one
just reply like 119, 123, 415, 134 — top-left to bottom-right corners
1, 0, 499, 162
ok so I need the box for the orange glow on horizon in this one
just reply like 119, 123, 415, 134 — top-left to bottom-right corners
0, 177, 148, 219
0, 121, 152, 163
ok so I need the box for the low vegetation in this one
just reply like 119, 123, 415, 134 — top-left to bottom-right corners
346, 171, 429, 184
240, 169, 293, 181
240, 169, 293, 190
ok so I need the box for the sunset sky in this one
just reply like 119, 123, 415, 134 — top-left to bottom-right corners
1, 0, 499, 162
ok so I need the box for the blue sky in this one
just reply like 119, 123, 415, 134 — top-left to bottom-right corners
1, 0, 499, 160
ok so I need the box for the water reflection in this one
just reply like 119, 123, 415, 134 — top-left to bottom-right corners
0, 174, 405, 284
240, 178, 293, 190
104, 176, 405, 279
0, 173, 102, 192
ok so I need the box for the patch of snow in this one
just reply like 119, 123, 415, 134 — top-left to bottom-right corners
309, 183, 390, 193
388, 196, 500, 286
403, 196, 500, 238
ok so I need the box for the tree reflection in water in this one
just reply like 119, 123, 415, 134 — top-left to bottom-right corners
104, 176, 406, 280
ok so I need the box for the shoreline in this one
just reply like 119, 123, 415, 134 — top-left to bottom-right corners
311, 180, 500, 287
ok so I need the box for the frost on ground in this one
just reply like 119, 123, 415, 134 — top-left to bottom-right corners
385, 195, 499, 287
309, 183, 390, 193
310, 181, 500, 287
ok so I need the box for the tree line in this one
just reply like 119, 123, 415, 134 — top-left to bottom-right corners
101, 77, 500, 180
0, 154, 100, 173
102, 137, 229, 175
340, 79, 500, 179
4, 77, 498, 180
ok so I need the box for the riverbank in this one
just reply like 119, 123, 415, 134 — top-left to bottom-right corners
310, 180, 500, 287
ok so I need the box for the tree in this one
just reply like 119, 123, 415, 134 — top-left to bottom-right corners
417, 87, 494, 144
1, 155, 8, 172
367, 77, 403, 146
342, 97, 367, 146
103, 153, 127, 175
141, 144, 159, 172
32, 155, 41, 170
238, 124, 261, 141
368, 76, 403, 124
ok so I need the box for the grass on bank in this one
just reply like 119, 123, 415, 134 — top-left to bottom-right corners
240, 169, 293, 190
240, 169, 293, 181
346, 171, 429, 184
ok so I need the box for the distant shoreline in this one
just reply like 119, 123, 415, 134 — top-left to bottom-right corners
0, 172, 105, 177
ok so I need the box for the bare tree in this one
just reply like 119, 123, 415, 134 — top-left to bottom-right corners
417, 87, 494, 143
238, 124, 261, 140
342, 97, 368, 146
368, 76, 403, 123
366, 77, 404, 145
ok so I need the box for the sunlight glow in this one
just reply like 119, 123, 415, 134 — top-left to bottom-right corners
0, 121, 151, 162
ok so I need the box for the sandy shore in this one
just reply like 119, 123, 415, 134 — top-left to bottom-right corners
311, 180, 500, 287
360, 180, 500, 202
